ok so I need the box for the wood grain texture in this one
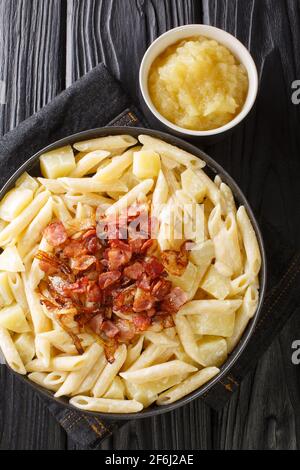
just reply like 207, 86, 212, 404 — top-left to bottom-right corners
66, 0, 202, 100
0, 0, 67, 450
203, 0, 300, 451
0, 0, 300, 450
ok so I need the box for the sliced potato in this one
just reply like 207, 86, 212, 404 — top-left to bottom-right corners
40, 145, 75, 178
181, 168, 206, 202
168, 261, 198, 292
200, 265, 231, 300
133, 150, 161, 179
188, 310, 235, 337
0, 304, 30, 333
197, 336, 227, 366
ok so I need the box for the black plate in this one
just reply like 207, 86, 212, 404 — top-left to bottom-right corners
0, 126, 267, 420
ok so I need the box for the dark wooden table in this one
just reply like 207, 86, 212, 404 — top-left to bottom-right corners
1, 0, 300, 450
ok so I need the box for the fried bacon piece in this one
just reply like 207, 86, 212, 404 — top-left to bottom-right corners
115, 318, 136, 342
63, 277, 89, 295
114, 285, 136, 312
88, 313, 104, 335
143, 257, 165, 278
44, 221, 68, 247
86, 282, 102, 302
35, 250, 72, 275
101, 320, 119, 338
107, 244, 132, 271
133, 289, 156, 312
136, 274, 151, 291
151, 278, 172, 300
62, 239, 88, 258
70, 255, 96, 272
98, 271, 121, 289
161, 241, 189, 276
123, 262, 144, 280
133, 314, 151, 331
161, 287, 188, 313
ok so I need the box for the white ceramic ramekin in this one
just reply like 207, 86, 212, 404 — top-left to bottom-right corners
139, 24, 258, 139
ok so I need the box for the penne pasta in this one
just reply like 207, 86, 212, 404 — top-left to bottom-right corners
220, 182, 237, 214
93, 148, 134, 182
124, 374, 185, 407
29, 236, 53, 290
0, 191, 50, 247
22, 274, 52, 333
217, 213, 243, 276
227, 285, 259, 353
92, 344, 127, 397
151, 170, 169, 221
17, 198, 53, 258
120, 360, 197, 384
52, 195, 73, 222
26, 354, 88, 372
75, 353, 107, 395
35, 336, 51, 368
58, 178, 128, 194
138, 135, 205, 168
69, 150, 110, 177
196, 169, 226, 213
121, 336, 144, 371
15, 172, 39, 192
73, 134, 137, 152
28, 371, 61, 392
0, 246, 25, 272
105, 179, 154, 215
0, 272, 14, 306
37, 178, 66, 194
156, 367, 219, 405
63, 193, 112, 212
44, 371, 68, 388
143, 331, 179, 348
0, 326, 26, 374
127, 344, 169, 372
103, 377, 125, 400
237, 206, 262, 278
54, 343, 103, 397
174, 316, 202, 365
178, 299, 242, 316
70, 396, 143, 413
7, 273, 29, 311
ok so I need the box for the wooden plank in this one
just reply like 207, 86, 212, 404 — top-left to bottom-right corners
203, 0, 300, 450
0, 0, 66, 135
0, 0, 67, 450
0, 368, 66, 450
65, 0, 202, 95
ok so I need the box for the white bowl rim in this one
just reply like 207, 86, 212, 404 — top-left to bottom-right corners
139, 24, 259, 136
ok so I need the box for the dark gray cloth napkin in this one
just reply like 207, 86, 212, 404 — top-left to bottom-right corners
0, 63, 300, 448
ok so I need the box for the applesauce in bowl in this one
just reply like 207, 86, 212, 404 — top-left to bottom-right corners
148, 36, 248, 132
139, 25, 258, 140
